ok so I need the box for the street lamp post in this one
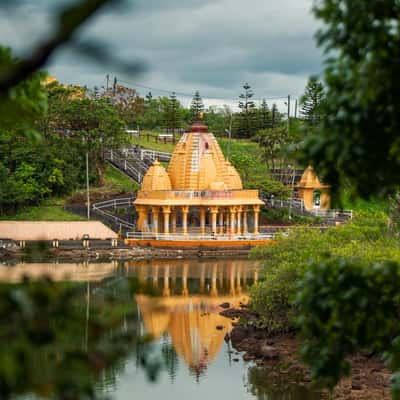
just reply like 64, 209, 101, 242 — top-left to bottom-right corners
288, 164, 296, 220
86, 151, 90, 220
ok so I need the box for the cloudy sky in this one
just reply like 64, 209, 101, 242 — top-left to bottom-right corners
0, 0, 322, 110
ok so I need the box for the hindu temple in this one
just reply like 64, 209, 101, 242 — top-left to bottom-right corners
130, 122, 266, 247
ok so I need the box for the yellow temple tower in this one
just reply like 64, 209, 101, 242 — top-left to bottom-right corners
132, 122, 264, 242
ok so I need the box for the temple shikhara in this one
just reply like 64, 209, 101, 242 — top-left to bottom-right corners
132, 122, 265, 245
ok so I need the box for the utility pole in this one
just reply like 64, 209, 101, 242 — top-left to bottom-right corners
271, 105, 276, 128
287, 95, 291, 133
106, 74, 109, 91
294, 99, 298, 119
86, 151, 90, 220
113, 76, 117, 96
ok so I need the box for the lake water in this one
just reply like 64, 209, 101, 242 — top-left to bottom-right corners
1, 258, 321, 400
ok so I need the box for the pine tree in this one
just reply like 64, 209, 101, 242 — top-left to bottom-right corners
259, 98, 271, 129
237, 83, 257, 138
190, 90, 204, 122
145, 91, 153, 102
163, 92, 181, 133
271, 103, 280, 128
300, 77, 324, 125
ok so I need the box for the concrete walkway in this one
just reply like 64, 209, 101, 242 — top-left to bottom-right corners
0, 221, 118, 240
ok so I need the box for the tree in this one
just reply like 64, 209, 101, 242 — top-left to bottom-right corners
163, 92, 181, 133
255, 127, 290, 172
293, 1, 400, 397
190, 90, 204, 122
236, 83, 258, 138
101, 84, 144, 128
300, 0, 400, 200
299, 77, 324, 126
271, 103, 280, 128
259, 98, 271, 130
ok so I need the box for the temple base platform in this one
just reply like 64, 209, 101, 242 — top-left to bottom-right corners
125, 233, 275, 249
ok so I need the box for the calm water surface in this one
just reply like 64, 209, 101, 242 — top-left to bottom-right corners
1, 258, 321, 400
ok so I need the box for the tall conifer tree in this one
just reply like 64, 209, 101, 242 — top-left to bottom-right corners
300, 77, 324, 126
237, 83, 257, 138
190, 90, 204, 122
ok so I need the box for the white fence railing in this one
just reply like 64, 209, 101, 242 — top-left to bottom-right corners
126, 232, 277, 241
140, 149, 172, 162
92, 197, 136, 231
311, 209, 353, 219
265, 197, 353, 220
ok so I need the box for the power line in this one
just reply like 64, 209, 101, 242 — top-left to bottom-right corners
117, 78, 290, 103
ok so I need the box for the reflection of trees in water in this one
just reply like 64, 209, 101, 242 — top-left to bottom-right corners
246, 366, 322, 400
161, 334, 179, 382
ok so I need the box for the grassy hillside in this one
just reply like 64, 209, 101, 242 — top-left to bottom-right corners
0, 164, 139, 221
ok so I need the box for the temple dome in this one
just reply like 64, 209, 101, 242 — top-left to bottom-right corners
142, 160, 172, 191
297, 165, 325, 189
167, 122, 242, 190
225, 161, 243, 190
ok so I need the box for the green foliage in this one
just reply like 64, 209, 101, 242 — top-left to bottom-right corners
105, 164, 139, 193
0, 47, 47, 137
250, 211, 399, 334
259, 99, 271, 130
163, 92, 181, 131
300, 0, 400, 199
236, 82, 258, 138
0, 130, 85, 212
0, 277, 148, 399
297, 257, 400, 397
0, 204, 85, 221
263, 207, 322, 225
190, 90, 204, 122
299, 77, 324, 126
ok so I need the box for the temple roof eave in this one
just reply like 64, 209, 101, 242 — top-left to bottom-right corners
133, 199, 265, 206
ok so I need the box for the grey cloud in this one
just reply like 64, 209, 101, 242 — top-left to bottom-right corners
0, 0, 322, 103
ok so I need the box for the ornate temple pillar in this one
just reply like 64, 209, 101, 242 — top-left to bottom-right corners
151, 206, 159, 235
200, 207, 206, 235
210, 206, 218, 235
135, 205, 147, 232
181, 205, 189, 235
242, 207, 248, 234
236, 206, 242, 235
218, 210, 224, 235
171, 207, 177, 234
225, 209, 230, 234
230, 207, 236, 235
253, 205, 260, 235
162, 206, 171, 235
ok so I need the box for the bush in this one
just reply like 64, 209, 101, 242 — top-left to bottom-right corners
297, 257, 400, 397
250, 211, 399, 334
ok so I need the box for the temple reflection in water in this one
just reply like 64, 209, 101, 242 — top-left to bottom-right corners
0, 259, 261, 379
127, 260, 260, 378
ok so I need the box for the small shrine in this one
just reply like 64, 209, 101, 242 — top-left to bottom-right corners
297, 166, 331, 211
131, 122, 265, 245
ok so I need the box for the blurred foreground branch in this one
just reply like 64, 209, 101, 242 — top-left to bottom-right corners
0, 0, 112, 94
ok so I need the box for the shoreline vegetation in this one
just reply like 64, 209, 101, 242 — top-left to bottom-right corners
218, 205, 399, 399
